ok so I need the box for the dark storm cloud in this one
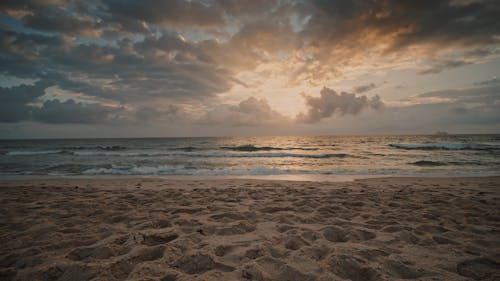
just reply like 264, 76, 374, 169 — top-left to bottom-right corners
297, 87, 384, 124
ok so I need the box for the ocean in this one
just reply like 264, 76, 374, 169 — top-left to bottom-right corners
0, 135, 499, 178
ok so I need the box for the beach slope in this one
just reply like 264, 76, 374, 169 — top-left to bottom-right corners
1, 177, 499, 280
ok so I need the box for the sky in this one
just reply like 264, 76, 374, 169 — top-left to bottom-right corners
0, 0, 499, 138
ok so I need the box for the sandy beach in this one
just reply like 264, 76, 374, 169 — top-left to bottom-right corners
0, 177, 499, 281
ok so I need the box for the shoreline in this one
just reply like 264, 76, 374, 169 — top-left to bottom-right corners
1, 173, 500, 184
1, 176, 499, 280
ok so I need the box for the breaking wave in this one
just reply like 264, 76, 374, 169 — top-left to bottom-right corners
6, 150, 66, 156
83, 165, 336, 176
389, 143, 500, 151
73, 151, 349, 158
410, 160, 447, 166
220, 145, 318, 151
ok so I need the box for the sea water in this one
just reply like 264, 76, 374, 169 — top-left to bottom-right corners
1, 135, 499, 178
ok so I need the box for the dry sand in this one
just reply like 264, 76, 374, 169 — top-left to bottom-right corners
0, 177, 499, 281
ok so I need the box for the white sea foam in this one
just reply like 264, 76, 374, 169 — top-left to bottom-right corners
389, 143, 500, 150
6, 150, 64, 156
73, 151, 349, 158
82, 165, 327, 176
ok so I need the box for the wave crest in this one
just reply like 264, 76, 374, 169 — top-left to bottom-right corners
73, 151, 349, 158
410, 160, 447, 166
389, 143, 500, 151
220, 145, 318, 151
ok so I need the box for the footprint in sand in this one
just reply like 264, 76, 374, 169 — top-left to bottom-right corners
0, 268, 16, 280
173, 252, 234, 274
456, 258, 500, 280
67, 245, 130, 261
139, 219, 172, 230
160, 273, 178, 281
242, 256, 316, 281
245, 247, 264, 259
323, 226, 376, 243
328, 255, 380, 281
414, 224, 449, 234
284, 235, 309, 250
30, 264, 97, 281
357, 249, 389, 261
303, 244, 330, 261
432, 235, 457, 245
214, 245, 233, 257
113, 232, 179, 247
210, 212, 250, 222
383, 259, 427, 279
349, 229, 377, 242
105, 246, 165, 280
142, 233, 179, 246
323, 226, 348, 242
215, 221, 256, 235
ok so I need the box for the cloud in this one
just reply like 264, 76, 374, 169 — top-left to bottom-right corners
0, 26, 235, 102
289, 0, 500, 82
416, 84, 500, 104
103, 0, 225, 31
0, 81, 50, 122
199, 97, 289, 126
33, 99, 122, 124
474, 77, 499, 86
418, 59, 470, 74
0, 81, 122, 124
1, 0, 499, 135
0, 0, 66, 14
135, 105, 185, 123
22, 6, 101, 36
296, 87, 384, 123
357, 0, 500, 52
216, 0, 279, 16
0, 27, 67, 63
354, 83, 377, 94
392, 84, 500, 128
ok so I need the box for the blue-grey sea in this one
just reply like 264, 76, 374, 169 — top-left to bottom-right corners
0, 135, 499, 178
